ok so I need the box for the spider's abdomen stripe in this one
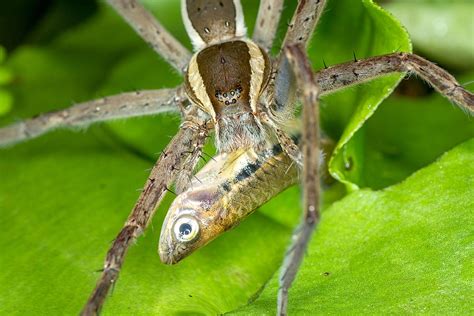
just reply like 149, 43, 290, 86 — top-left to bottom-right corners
182, 0, 246, 50
181, 0, 206, 49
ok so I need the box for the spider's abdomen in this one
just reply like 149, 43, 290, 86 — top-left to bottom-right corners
182, 0, 247, 49
185, 39, 271, 152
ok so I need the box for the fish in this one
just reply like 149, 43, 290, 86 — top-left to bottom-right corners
159, 143, 298, 264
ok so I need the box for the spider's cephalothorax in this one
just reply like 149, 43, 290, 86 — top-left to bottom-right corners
183, 0, 273, 152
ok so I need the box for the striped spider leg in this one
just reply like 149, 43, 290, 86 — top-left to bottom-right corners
252, 0, 284, 52
315, 53, 474, 112
0, 88, 184, 147
81, 111, 209, 315
257, 2, 327, 313
274, 44, 322, 316
107, 0, 191, 73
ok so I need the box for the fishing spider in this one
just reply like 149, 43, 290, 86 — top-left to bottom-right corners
0, 0, 472, 315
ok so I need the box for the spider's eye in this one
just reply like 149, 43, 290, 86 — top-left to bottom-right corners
173, 216, 200, 243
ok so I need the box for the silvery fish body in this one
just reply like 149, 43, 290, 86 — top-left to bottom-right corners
159, 145, 297, 264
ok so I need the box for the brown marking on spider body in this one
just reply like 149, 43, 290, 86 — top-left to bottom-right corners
186, 0, 237, 43
197, 40, 252, 118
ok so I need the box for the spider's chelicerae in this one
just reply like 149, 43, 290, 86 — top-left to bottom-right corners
0, 0, 472, 315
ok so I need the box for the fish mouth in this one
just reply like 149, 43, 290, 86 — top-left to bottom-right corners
159, 250, 178, 265
158, 235, 190, 265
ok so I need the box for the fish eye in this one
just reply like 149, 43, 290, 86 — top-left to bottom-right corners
173, 216, 200, 243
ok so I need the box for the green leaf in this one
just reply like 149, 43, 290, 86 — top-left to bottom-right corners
362, 73, 474, 189
0, 127, 297, 314
232, 138, 474, 315
308, 0, 412, 189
